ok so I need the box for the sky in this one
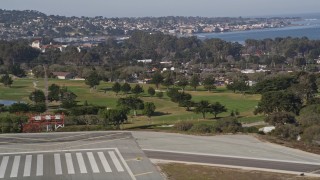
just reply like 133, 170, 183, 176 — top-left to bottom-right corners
1, 0, 320, 18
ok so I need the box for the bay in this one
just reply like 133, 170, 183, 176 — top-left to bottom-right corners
195, 15, 320, 43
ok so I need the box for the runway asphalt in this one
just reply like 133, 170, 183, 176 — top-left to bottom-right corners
0, 132, 164, 180
1, 131, 320, 179
144, 150, 320, 174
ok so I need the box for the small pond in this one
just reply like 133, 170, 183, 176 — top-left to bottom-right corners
0, 100, 20, 106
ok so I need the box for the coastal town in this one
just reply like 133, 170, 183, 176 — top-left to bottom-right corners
0, 9, 300, 41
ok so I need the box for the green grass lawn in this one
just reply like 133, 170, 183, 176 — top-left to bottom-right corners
0, 78, 262, 129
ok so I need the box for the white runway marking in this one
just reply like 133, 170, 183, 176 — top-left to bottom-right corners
98, 152, 112, 172
10, 156, 20, 178
87, 152, 99, 173
23, 155, 32, 177
76, 153, 87, 174
0, 148, 136, 179
109, 151, 124, 172
65, 153, 75, 174
0, 156, 9, 178
36, 154, 43, 176
54, 154, 62, 175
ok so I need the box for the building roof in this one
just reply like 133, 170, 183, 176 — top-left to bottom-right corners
52, 72, 72, 77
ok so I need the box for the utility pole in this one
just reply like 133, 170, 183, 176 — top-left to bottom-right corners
43, 65, 49, 111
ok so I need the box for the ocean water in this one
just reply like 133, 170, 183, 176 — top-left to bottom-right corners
196, 14, 320, 43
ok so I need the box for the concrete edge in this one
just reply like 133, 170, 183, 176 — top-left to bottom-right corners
150, 159, 320, 178
143, 149, 320, 166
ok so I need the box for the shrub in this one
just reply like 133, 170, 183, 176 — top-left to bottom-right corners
215, 117, 242, 133
190, 124, 212, 134
302, 125, 320, 145
243, 126, 259, 133
56, 125, 108, 132
173, 121, 194, 131
64, 116, 78, 126
265, 112, 296, 126
0, 115, 28, 133
53, 109, 70, 115
70, 106, 103, 116
156, 92, 163, 98
30, 103, 46, 113
272, 124, 301, 140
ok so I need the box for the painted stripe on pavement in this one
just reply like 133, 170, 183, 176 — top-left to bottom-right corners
98, 152, 112, 172
54, 154, 62, 175
23, 155, 32, 177
10, 156, 20, 178
65, 153, 75, 174
76, 153, 87, 174
109, 151, 124, 172
0, 156, 9, 178
87, 152, 99, 173
36, 154, 43, 176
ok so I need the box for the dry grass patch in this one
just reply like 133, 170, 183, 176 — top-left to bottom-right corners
159, 163, 318, 180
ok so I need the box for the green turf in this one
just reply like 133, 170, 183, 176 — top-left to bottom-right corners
0, 78, 262, 129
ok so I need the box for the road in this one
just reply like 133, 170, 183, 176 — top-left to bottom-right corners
132, 131, 320, 175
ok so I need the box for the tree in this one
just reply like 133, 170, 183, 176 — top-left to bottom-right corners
31, 103, 47, 113
290, 73, 318, 104
151, 72, 164, 89
131, 84, 144, 96
190, 74, 200, 91
0, 74, 13, 87
48, 84, 61, 102
117, 96, 144, 116
236, 80, 250, 94
203, 76, 216, 92
121, 83, 131, 94
253, 76, 296, 94
143, 102, 156, 120
167, 89, 192, 104
29, 90, 46, 103
9, 64, 25, 77
179, 100, 195, 111
194, 100, 211, 119
176, 76, 189, 92
9, 103, 30, 113
162, 77, 174, 89
112, 82, 121, 95
100, 108, 127, 129
255, 91, 302, 115
210, 102, 227, 118
148, 87, 156, 97
85, 71, 100, 89
60, 90, 77, 109
227, 80, 249, 93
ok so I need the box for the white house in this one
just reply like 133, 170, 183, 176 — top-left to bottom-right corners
52, 72, 75, 80
241, 69, 255, 74
137, 59, 152, 63
31, 40, 41, 49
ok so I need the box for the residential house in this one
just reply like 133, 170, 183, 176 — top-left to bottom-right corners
52, 72, 75, 80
